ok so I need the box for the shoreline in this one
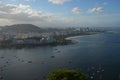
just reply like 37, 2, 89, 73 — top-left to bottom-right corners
66, 32, 101, 39
0, 32, 102, 49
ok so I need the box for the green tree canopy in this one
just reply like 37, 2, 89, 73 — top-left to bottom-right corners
48, 69, 89, 80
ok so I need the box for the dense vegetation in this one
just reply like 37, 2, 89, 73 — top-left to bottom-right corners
48, 69, 89, 80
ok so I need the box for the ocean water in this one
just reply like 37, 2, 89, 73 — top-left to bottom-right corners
0, 32, 120, 80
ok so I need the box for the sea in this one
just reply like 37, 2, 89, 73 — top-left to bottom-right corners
0, 27, 120, 80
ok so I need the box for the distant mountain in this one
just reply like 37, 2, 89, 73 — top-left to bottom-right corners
1, 24, 45, 33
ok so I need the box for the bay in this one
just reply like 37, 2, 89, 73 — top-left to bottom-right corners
0, 32, 120, 80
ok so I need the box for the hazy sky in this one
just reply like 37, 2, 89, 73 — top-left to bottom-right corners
0, 0, 120, 27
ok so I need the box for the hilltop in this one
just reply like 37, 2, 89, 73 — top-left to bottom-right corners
0, 24, 44, 33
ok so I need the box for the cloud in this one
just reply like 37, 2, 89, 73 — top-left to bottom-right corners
0, 3, 118, 27
0, 4, 58, 23
72, 7, 82, 14
0, 4, 72, 27
88, 7, 104, 14
48, 0, 70, 5
102, 2, 108, 5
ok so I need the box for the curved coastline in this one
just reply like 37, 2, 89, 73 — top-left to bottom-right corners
0, 32, 102, 49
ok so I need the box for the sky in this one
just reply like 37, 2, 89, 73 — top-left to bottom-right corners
0, 0, 120, 27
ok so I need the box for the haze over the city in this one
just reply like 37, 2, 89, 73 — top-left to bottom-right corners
0, 0, 120, 27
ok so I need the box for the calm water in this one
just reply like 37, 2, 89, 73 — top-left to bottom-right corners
0, 32, 120, 80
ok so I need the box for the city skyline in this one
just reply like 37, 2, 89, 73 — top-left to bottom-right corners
0, 0, 120, 27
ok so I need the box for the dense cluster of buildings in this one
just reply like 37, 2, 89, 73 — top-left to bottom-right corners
0, 27, 103, 46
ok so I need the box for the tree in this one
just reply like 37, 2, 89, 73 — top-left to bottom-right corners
48, 69, 89, 80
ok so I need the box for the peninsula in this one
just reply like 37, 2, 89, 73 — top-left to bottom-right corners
0, 24, 104, 48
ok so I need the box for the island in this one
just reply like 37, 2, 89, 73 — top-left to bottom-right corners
0, 24, 105, 48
